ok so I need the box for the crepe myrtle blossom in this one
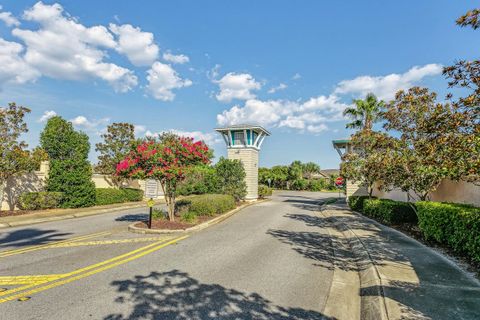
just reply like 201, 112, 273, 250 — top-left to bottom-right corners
116, 136, 210, 221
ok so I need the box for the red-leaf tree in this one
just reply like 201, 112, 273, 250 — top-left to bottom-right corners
116, 133, 211, 221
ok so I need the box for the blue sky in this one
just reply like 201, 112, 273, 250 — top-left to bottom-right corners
0, 1, 478, 169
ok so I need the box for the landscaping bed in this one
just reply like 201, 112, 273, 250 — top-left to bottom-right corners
132, 194, 239, 231
0, 210, 35, 218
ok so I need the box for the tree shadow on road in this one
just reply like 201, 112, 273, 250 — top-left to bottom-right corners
0, 228, 72, 249
273, 209, 480, 319
104, 269, 334, 320
115, 213, 149, 222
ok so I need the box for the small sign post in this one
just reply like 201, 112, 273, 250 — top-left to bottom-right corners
335, 177, 345, 198
147, 198, 155, 229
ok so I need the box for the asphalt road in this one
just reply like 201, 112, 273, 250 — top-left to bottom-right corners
0, 191, 339, 319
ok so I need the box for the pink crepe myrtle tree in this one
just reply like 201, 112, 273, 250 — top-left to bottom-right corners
116, 133, 211, 221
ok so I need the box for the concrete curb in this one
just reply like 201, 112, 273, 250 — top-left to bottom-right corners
128, 198, 270, 234
319, 202, 389, 320
0, 201, 164, 229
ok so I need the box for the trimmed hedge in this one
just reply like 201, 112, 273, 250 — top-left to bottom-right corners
348, 195, 372, 212
18, 192, 64, 210
258, 185, 273, 198
416, 202, 480, 263
95, 188, 143, 206
175, 194, 236, 217
363, 198, 418, 224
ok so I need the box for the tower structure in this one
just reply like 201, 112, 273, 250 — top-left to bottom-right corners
215, 124, 270, 200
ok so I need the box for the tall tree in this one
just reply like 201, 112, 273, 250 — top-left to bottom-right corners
442, 8, 480, 184
343, 93, 385, 130
340, 129, 396, 197
0, 103, 47, 209
302, 162, 321, 179
116, 134, 211, 221
40, 116, 96, 208
382, 87, 474, 200
95, 123, 136, 187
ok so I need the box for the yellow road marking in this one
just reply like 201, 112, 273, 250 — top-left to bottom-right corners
0, 231, 111, 258
0, 235, 188, 303
0, 237, 172, 298
46, 237, 167, 248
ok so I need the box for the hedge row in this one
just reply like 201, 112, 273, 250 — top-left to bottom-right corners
95, 188, 143, 206
348, 196, 416, 224
19, 192, 64, 210
416, 202, 480, 263
175, 194, 236, 218
363, 198, 417, 224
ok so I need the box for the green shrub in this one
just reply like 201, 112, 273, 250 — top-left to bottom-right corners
152, 208, 166, 220
177, 165, 219, 196
416, 202, 480, 262
363, 199, 417, 224
214, 157, 247, 201
176, 194, 236, 217
95, 188, 143, 206
181, 211, 197, 223
348, 195, 372, 212
18, 192, 64, 210
258, 185, 273, 198
307, 180, 326, 191
291, 179, 308, 190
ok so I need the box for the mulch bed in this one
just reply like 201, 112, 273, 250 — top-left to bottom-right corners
0, 210, 34, 218
134, 215, 215, 230
392, 222, 480, 279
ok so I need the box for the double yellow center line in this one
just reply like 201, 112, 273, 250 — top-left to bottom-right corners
0, 234, 188, 303
0, 231, 111, 258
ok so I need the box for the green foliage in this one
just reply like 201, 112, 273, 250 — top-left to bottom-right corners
290, 179, 308, 190
152, 208, 166, 220
259, 161, 329, 191
416, 202, 480, 262
95, 188, 143, 206
175, 194, 236, 217
343, 93, 385, 130
214, 157, 247, 201
177, 165, 219, 196
95, 123, 136, 186
363, 199, 418, 224
347, 195, 371, 212
0, 103, 47, 209
18, 191, 64, 210
258, 185, 273, 198
181, 211, 197, 223
41, 116, 96, 208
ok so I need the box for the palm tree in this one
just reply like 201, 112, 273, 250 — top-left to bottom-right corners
343, 93, 385, 130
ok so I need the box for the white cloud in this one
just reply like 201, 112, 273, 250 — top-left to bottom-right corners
9, 2, 137, 92
217, 94, 346, 134
268, 83, 287, 94
146, 61, 192, 101
70, 115, 110, 134
0, 38, 39, 85
0, 5, 20, 27
216, 64, 441, 134
38, 110, 56, 122
109, 23, 159, 66
334, 63, 443, 101
292, 73, 301, 80
215, 72, 262, 102
207, 64, 221, 80
163, 52, 189, 64
145, 129, 221, 146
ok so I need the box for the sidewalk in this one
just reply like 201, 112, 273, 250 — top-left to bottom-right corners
0, 199, 165, 229
321, 202, 480, 320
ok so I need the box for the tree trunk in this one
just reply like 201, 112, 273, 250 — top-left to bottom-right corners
0, 180, 5, 212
